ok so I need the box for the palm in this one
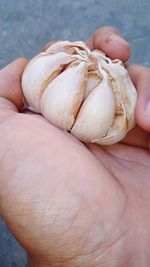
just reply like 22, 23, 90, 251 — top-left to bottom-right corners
1, 110, 150, 267
0, 30, 150, 264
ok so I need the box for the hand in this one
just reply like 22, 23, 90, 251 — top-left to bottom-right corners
0, 27, 149, 267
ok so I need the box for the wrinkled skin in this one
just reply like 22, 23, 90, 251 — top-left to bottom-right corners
0, 27, 150, 267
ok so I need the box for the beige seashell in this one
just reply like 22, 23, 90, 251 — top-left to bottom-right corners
22, 40, 137, 145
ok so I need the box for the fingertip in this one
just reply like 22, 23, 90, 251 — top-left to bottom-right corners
129, 65, 150, 132
9, 57, 28, 67
0, 57, 28, 110
94, 32, 131, 62
1, 58, 28, 78
42, 41, 57, 52
103, 35, 131, 62
136, 101, 150, 132
87, 26, 131, 62
135, 92, 150, 132
85, 37, 94, 50
14, 57, 28, 65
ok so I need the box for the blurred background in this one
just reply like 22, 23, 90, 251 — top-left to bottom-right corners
0, 0, 150, 266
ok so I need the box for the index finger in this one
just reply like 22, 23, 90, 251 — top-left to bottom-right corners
86, 26, 131, 62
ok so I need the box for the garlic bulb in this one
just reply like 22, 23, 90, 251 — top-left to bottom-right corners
22, 41, 137, 145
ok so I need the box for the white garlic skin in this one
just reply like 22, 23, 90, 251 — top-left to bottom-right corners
22, 41, 137, 145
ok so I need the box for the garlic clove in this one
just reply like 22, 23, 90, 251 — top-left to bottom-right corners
22, 52, 75, 112
40, 62, 87, 130
83, 70, 102, 100
120, 72, 137, 130
92, 61, 137, 145
71, 72, 115, 142
93, 102, 127, 145
103, 62, 137, 130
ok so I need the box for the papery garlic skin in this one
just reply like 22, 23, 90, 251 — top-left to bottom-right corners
71, 71, 115, 142
22, 41, 137, 145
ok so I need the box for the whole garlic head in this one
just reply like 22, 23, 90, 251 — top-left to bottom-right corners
22, 41, 137, 145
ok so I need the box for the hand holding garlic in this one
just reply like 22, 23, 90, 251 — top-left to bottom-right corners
22, 41, 137, 145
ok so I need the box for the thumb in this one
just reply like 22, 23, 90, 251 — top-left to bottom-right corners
127, 64, 150, 132
0, 58, 28, 114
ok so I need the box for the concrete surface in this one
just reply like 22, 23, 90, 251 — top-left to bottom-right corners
0, 0, 150, 266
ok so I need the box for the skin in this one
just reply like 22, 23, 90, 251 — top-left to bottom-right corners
0, 26, 150, 267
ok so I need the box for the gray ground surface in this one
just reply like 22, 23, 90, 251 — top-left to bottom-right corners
0, 0, 150, 266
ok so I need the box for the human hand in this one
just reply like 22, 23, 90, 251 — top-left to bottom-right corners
0, 27, 149, 267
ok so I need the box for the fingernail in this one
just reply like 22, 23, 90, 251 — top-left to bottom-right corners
107, 34, 130, 47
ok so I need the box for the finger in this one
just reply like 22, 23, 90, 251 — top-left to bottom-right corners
42, 41, 57, 52
122, 126, 149, 149
0, 58, 28, 113
127, 64, 150, 132
86, 26, 131, 62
